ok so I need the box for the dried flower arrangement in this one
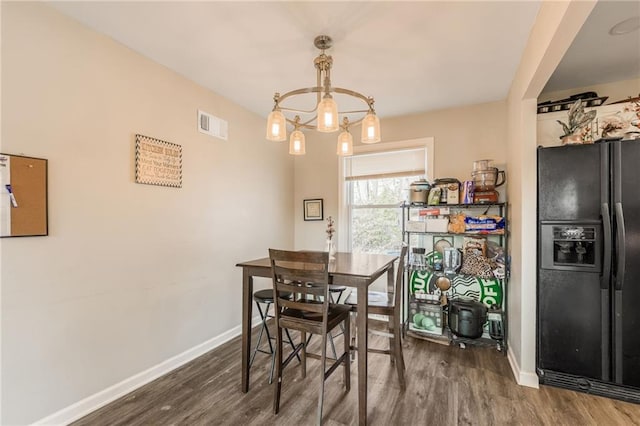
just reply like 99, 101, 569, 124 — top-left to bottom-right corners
600, 115, 628, 139
623, 96, 640, 129
326, 216, 335, 240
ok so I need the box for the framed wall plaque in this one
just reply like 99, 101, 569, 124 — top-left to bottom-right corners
304, 198, 323, 221
135, 134, 182, 188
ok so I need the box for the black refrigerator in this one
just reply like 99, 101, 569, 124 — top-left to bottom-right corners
537, 138, 640, 403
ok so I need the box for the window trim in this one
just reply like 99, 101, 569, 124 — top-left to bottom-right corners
338, 137, 434, 251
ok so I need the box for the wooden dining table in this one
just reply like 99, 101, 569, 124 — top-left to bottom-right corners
236, 251, 398, 426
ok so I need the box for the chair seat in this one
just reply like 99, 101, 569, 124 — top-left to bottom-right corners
345, 290, 394, 309
280, 303, 351, 334
254, 289, 292, 303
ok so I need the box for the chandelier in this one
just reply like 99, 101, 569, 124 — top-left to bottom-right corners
265, 35, 381, 156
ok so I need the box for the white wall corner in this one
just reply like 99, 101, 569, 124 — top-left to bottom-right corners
508, 345, 539, 389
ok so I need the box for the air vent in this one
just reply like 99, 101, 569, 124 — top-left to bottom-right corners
198, 110, 228, 140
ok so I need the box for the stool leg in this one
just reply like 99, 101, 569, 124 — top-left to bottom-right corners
263, 302, 274, 355
284, 328, 301, 362
326, 295, 339, 359
250, 301, 269, 367
306, 322, 338, 361
330, 289, 346, 338
307, 292, 338, 360
264, 302, 300, 383
262, 301, 277, 384
350, 311, 357, 362
269, 348, 276, 385
328, 331, 338, 360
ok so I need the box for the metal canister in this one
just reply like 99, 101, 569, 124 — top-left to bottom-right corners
409, 179, 431, 204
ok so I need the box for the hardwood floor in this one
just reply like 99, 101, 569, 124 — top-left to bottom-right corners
73, 327, 640, 426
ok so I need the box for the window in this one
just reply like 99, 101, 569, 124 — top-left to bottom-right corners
339, 138, 433, 254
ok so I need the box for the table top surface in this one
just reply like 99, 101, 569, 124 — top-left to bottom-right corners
236, 251, 397, 279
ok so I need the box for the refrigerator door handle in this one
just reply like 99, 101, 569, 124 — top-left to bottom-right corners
614, 202, 626, 291
601, 203, 612, 289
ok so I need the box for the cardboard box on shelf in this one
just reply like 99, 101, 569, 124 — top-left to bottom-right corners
406, 221, 426, 232
420, 207, 450, 216
409, 295, 443, 335
425, 217, 449, 233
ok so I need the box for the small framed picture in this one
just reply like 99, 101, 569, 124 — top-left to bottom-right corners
304, 198, 324, 221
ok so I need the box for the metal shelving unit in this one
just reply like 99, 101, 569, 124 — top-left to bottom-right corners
400, 201, 508, 353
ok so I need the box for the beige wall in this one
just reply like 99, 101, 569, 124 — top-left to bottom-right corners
0, 3, 293, 424
293, 100, 508, 251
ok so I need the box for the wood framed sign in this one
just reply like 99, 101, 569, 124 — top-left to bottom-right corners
135, 134, 182, 188
304, 198, 323, 221
0, 153, 48, 237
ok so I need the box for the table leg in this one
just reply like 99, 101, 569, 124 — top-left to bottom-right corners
241, 269, 253, 393
357, 283, 368, 426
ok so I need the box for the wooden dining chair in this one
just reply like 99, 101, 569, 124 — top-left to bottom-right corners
344, 243, 408, 390
269, 249, 351, 426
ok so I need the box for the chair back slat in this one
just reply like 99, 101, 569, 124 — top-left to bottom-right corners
278, 298, 324, 314
269, 249, 330, 328
273, 266, 327, 288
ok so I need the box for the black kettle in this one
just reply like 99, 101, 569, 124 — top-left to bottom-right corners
448, 299, 487, 339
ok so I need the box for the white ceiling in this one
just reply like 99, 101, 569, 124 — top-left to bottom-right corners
47, 1, 638, 120
544, 0, 640, 93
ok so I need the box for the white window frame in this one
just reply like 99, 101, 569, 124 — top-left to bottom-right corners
338, 137, 435, 251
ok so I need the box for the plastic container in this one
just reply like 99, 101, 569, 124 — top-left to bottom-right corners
473, 159, 493, 171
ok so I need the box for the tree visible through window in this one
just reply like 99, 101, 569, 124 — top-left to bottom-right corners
350, 176, 421, 254
343, 146, 428, 255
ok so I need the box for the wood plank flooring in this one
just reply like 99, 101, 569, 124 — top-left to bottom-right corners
73, 326, 640, 426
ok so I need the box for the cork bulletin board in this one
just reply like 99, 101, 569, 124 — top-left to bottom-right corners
0, 153, 48, 237
135, 134, 182, 188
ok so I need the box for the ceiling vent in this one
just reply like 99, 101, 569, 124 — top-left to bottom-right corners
198, 110, 228, 140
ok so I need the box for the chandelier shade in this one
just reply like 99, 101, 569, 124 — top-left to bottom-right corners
337, 129, 354, 156
289, 129, 306, 155
317, 95, 339, 132
361, 112, 381, 144
266, 109, 287, 141
266, 35, 381, 156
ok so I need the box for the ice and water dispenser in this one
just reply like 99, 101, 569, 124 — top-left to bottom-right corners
540, 222, 601, 271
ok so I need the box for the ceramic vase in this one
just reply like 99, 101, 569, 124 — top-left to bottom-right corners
561, 133, 582, 145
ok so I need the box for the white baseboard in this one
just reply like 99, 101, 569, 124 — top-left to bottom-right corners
507, 345, 539, 389
33, 316, 262, 426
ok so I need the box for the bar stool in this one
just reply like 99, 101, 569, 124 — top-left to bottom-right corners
329, 285, 348, 303
250, 289, 298, 384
